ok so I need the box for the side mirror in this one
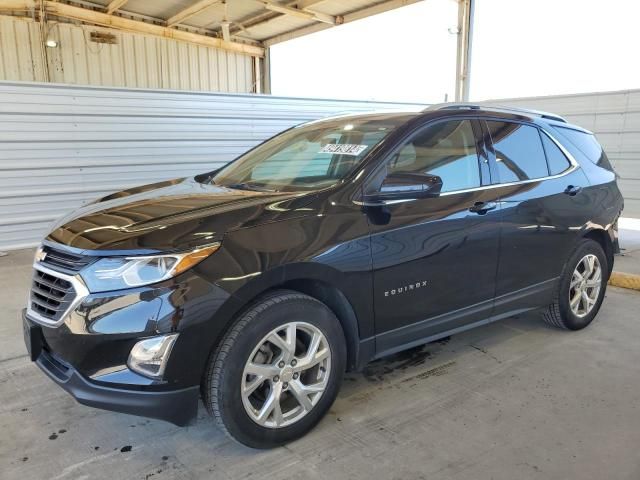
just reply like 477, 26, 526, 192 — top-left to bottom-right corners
363, 172, 443, 205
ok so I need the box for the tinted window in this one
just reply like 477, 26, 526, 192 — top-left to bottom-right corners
251, 132, 342, 181
551, 126, 605, 165
541, 132, 571, 175
387, 120, 481, 192
214, 115, 412, 191
486, 121, 548, 182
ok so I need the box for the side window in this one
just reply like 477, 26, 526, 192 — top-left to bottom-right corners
540, 132, 572, 175
486, 121, 548, 182
386, 119, 481, 193
551, 126, 606, 165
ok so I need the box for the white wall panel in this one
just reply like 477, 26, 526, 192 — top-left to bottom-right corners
491, 89, 640, 218
0, 15, 254, 93
2, 75, 636, 252
0, 15, 47, 83
0, 81, 423, 251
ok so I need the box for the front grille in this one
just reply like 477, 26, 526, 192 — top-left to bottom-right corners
30, 269, 77, 322
40, 245, 95, 273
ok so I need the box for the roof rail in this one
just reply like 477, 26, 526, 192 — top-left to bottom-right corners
423, 103, 567, 123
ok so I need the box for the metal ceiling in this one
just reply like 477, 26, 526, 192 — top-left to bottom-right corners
0, 0, 424, 54
95, 0, 423, 44
0, 0, 475, 99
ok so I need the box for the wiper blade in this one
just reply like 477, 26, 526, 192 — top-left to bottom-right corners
226, 182, 277, 192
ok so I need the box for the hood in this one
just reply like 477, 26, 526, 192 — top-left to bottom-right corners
47, 177, 317, 253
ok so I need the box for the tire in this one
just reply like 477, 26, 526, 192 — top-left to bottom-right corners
542, 239, 608, 330
203, 289, 346, 448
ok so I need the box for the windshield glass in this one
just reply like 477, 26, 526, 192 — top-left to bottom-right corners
211, 114, 414, 192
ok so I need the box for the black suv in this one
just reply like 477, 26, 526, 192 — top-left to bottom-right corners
23, 104, 623, 448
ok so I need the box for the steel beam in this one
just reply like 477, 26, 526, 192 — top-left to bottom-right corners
258, 1, 337, 25
106, 0, 129, 15
0, 0, 264, 57
263, 0, 422, 46
454, 0, 474, 101
166, 0, 221, 27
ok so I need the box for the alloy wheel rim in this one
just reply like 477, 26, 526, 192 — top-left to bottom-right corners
569, 254, 602, 318
241, 322, 331, 429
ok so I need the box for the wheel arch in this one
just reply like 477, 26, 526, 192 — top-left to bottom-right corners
581, 228, 614, 277
208, 263, 373, 375
278, 277, 368, 372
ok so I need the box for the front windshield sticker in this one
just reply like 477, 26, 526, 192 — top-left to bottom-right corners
319, 144, 368, 156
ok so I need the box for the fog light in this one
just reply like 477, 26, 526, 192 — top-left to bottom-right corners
128, 334, 178, 378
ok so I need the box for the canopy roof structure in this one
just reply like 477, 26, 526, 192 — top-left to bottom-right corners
0, 0, 474, 99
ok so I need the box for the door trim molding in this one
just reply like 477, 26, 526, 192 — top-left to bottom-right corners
374, 296, 494, 358
373, 277, 558, 359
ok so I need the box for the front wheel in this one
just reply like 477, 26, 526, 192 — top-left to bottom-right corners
203, 290, 346, 448
542, 239, 608, 330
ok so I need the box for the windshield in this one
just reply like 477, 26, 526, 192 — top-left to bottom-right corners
211, 114, 414, 192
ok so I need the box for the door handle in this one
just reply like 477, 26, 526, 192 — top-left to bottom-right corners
468, 201, 497, 215
564, 185, 582, 196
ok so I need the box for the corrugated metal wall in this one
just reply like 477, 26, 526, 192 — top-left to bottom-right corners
2, 79, 637, 252
0, 81, 423, 251
0, 15, 254, 93
491, 90, 640, 218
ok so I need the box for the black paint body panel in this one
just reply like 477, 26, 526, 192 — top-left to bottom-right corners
25, 108, 624, 425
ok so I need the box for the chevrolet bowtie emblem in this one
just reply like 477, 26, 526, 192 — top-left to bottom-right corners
35, 248, 47, 263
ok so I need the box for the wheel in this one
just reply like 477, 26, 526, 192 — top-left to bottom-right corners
542, 239, 608, 330
203, 290, 346, 448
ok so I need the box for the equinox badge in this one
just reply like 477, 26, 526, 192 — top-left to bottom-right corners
385, 280, 428, 297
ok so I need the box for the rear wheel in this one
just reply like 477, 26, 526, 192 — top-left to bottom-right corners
543, 239, 608, 330
203, 290, 346, 448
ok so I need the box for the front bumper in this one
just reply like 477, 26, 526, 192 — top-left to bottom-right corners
23, 311, 199, 426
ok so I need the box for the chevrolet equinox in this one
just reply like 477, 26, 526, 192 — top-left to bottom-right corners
23, 104, 623, 448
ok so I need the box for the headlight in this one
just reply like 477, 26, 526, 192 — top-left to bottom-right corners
80, 243, 220, 293
128, 334, 178, 378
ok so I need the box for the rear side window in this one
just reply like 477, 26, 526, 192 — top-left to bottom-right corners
540, 132, 572, 175
387, 119, 481, 193
551, 126, 607, 166
486, 121, 548, 182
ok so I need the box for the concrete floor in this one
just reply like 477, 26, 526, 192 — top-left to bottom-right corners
2, 249, 640, 480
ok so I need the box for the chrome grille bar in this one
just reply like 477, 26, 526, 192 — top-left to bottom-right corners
26, 263, 89, 328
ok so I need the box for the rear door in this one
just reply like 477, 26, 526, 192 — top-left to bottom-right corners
365, 117, 502, 355
481, 119, 592, 317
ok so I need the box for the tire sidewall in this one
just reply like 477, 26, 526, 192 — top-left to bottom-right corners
558, 240, 608, 330
213, 293, 346, 448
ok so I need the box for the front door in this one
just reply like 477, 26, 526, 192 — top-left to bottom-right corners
365, 118, 501, 355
